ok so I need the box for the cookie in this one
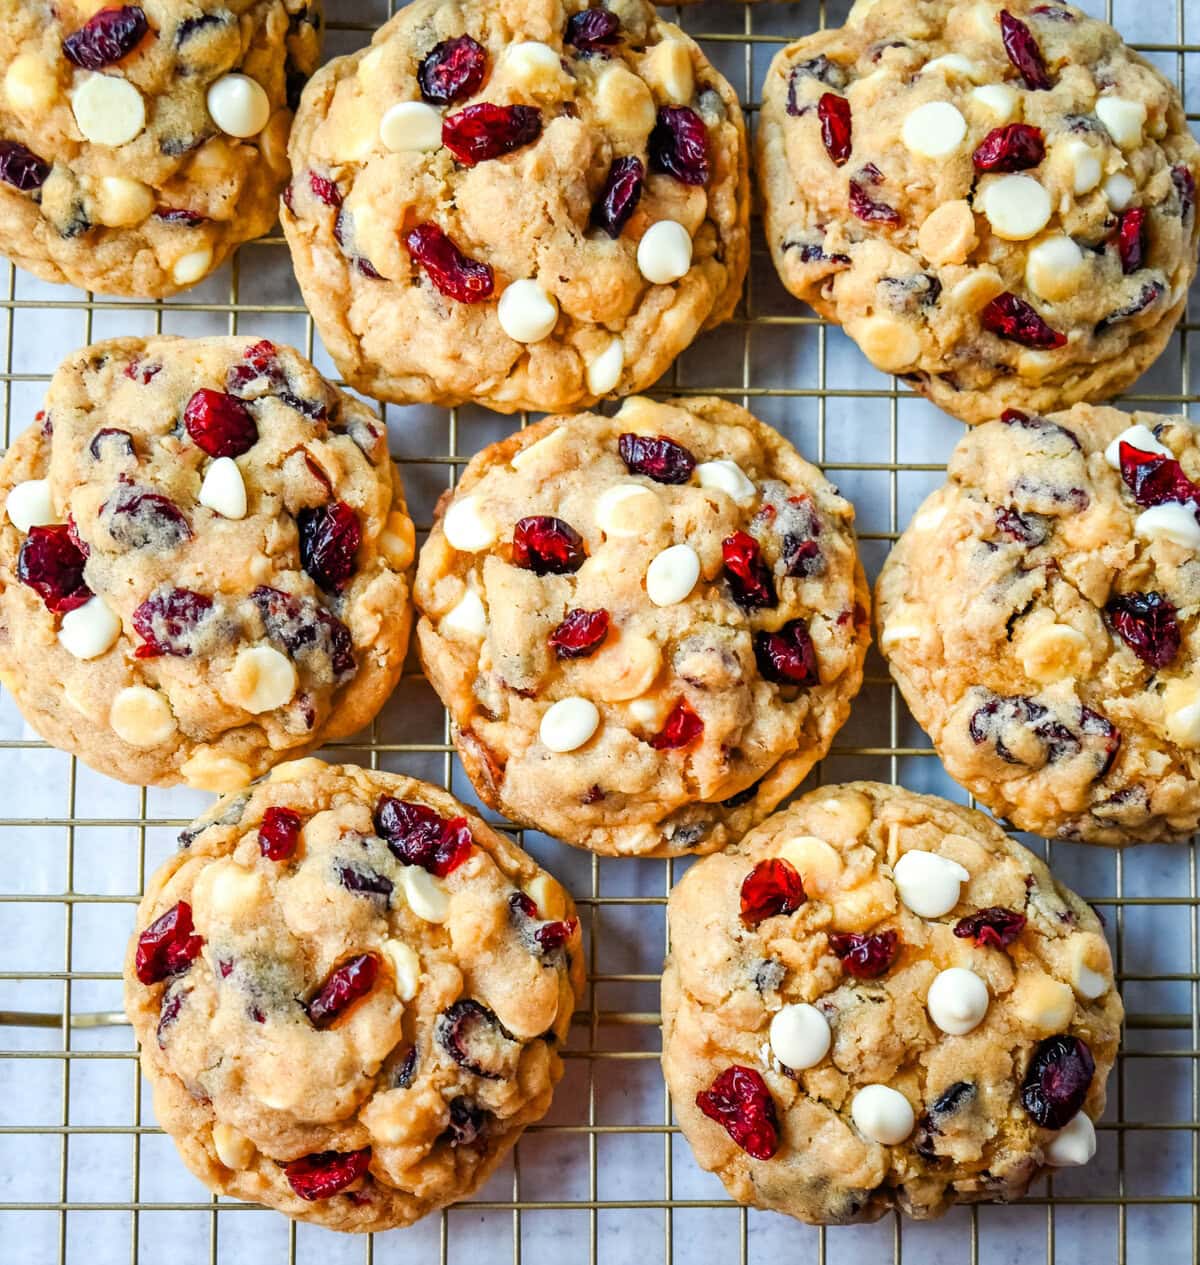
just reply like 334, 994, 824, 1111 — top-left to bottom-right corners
0, 335, 413, 790
756, 0, 1200, 425
413, 395, 869, 858
0, 1, 319, 297
281, 0, 749, 414
877, 402, 1200, 844
662, 781, 1122, 1224
124, 760, 584, 1233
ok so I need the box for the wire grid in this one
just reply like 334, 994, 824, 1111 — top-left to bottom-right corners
1, 0, 1199, 1262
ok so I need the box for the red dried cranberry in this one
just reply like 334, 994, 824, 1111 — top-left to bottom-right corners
754, 619, 819, 687
1117, 442, 1200, 507
591, 155, 644, 238
404, 223, 494, 303
817, 93, 852, 166
153, 207, 206, 226
156, 988, 184, 1047
1000, 9, 1051, 90
512, 515, 586, 574
549, 607, 609, 658
131, 587, 213, 658
981, 292, 1067, 349
135, 901, 203, 985
89, 427, 135, 459
618, 432, 696, 483
250, 585, 356, 682
17, 525, 91, 613
695, 1065, 779, 1161
442, 103, 542, 166
308, 171, 342, 207
298, 501, 361, 592
0, 141, 49, 192
953, 907, 1027, 949
444, 1097, 487, 1146
648, 106, 709, 186
102, 486, 191, 550
259, 806, 303, 860
510, 890, 538, 920
63, 5, 147, 69
849, 179, 902, 225
183, 389, 257, 458
972, 123, 1045, 172
509, 890, 577, 953
284, 1148, 372, 1200
1114, 207, 1146, 274
374, 797, 473, 876
722, 531, 776, 609
649, 701, 703, 750
418, 35, 487, 105
828, 929, 899, 978
307, 953, 379, 1028
436, 999, 517, 1078
1106, 590, 1180, 668
565, 8, 621, 52
1172, 164, 1195, 219
337, 862, 394, 904
739, 858, 805, 926
1021, 1034, 1094, 1129
1097, 280, 1165, 334
994, 506, 1047, 546
123, 358, 161, 385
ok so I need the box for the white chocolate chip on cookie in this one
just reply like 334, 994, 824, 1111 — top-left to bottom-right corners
637, 220, 693, 285
1135, 502, 1200, 551
851, 1084, 914, 1145
110, 685, 176, 747
1025, 236, 1086, 303
441, 588, 487, 641
212, 1122, 256, 1171
498, 280, 559, 344
72, 75, 145, 146
981, 174, 1051, 240
643, 38, 694, 105
969, 83, 1019, 123
5, 479, 53, 532
596, 483, 663, 537
443, 495, 497, 552
207, 74, 271, 138
768, 1003, 831, 1071
852, 315, 921, 373
539, 697, 600, 752
1045, 1111, 1096, 1167
226, 646, 297, 714
901, 101, 967, 159
199, 457, 248, 520
58, 596, 121, 661
585, 338, 625, 396
696, 459, 756, 505
892, 849, 969, 918
926, 967, 990, 1035
1096, 95, 1146, 149
917, 200, 978, 266
646, 543, 701, 606
379, 100, 442, 152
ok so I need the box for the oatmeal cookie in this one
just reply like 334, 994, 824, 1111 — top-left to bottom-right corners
124, 760, 584, 1232
757, 0, 1200, 425
281, 0, 749, 414
0, 335, 413, 790
413, 395, 869, 858
662, 781, 1122, 1224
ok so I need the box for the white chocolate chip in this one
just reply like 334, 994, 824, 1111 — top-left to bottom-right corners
1104, 423, 1170, 469
917, 200, 978, 267
207, 73, 271, 139
399, 865, 449, 923
645, 543, 700, 606
981, 174, 1052, 241
110, 685, 176, 747
498, 279, 559, 343
880, 619, 923, 652
268, 756, 326, 784
926, 967, 990, 1035
57, 596, 120, 661
594, 64, 656, 140
768, 1003, 831, 1071
171, 246, 214, 287
913, 504, 947, 532
643, 38, 694, 105
526, 873, 567, 920
595, 483, 662, 537
381, 938, 420, 1001
777, 835, 843, 896
379, 100, 442, 152
180, 748, 251, 791
1096, 95, 1146, 149
1044, 1111, 1097, 1167
95, 176, 155, 227
969, 83, 1019, 123
227, 645, 297, 714
206, 860, 266, 919
1134, 502, 1200, 551
5, 53, 57, 114
1025, 236, 1086, 303
539, 697, 600, 752
502, 41, 568, 97
440, 588, 487, 641
198, 457, 247, 520
442, 494, 496, 552
72, 75, 145, 146
587, 632, 662, 702
901, 101, 967, 159
1164, 680, 1200, 747
696, 460, 756, 506
1053, 138, 1102, 196
511, 426, 567, 472
212, 1122, 256, 1171
1067, 936, 1110, 1000
1019, 622, 1090, 684
637, 220, 692, 285
1012, 972, 1075, 1034
892, 849, 969, 918
852, 315, 921, 373
922, 54, 979, 80
5, 479, 53, 532
380, 510, 414, 570
851, 1084, 915, 1145
585, 338, 624, 396
1103, 171, 1136, 211
1075, 962, 1108, 1001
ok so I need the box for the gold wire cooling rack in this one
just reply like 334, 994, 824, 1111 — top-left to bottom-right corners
2, 1, 1200, 1261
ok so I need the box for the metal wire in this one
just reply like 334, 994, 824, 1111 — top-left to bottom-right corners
0, 1, 1197, 1261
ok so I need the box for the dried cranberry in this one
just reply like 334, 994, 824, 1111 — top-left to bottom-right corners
135, 901, 203, 985
782, 537, 822, 577
336, 862, 394, 905
259, 806, 302, 860
284, 1148, 372, 1200
754, 619, 818, 687
1172, 164, 1195, 219
404, 223, 494, 303
722, 531, 776, 609
89, 428, 135, 460
123, 359, 161, 385
444, 1097, 487, 1146
739, 858, 805, 926
156, 988, 184, 1047
1106, 590, 1180, 668
512, 515, 586, 574
914, 1080, 977, 1159
442, 102, 542, 166
549, 607, 609, 658
250, 585, 356, 682
648, 106, 710, 186
828, 929, 899, 978
307, 953, 379, 1028
308, 171, 342, 207
297, 501, 361, 592
436, 999, 518, 1079
953, 907, 1027, 948
508, 891, 577, 954
131, 587, 213, 658
17, 524, 90, 613
0, 141, 49, 192
63, 5, 148, 69
1000, 9, 1051, 90
101, 485, 192, 550
972, 123, 1045, 172
995, 506, 1047, 546
1117, 442, 1200, 507
393, 1046, 418, 1088
591, 156, 644, 238
565, 8, 621, 52
534, 918, 576, 952
183, 389, 257, 458
374, 796, 473, 876
848, 179, 902, 225
817, 93, 851, 166
418, 35, 487, 105
695, 1065, 779, 1161
618, 432, 696, 483
1021, 1035, 1094, 1129
649, 701, 703, 750
981, 292, 1067, 349
1114, 207, 1146, 274
1096, 280, 1165, 333
153, 207, 206, 226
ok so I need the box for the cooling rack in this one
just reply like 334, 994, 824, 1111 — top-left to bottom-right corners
2, 0, 1198, 1261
